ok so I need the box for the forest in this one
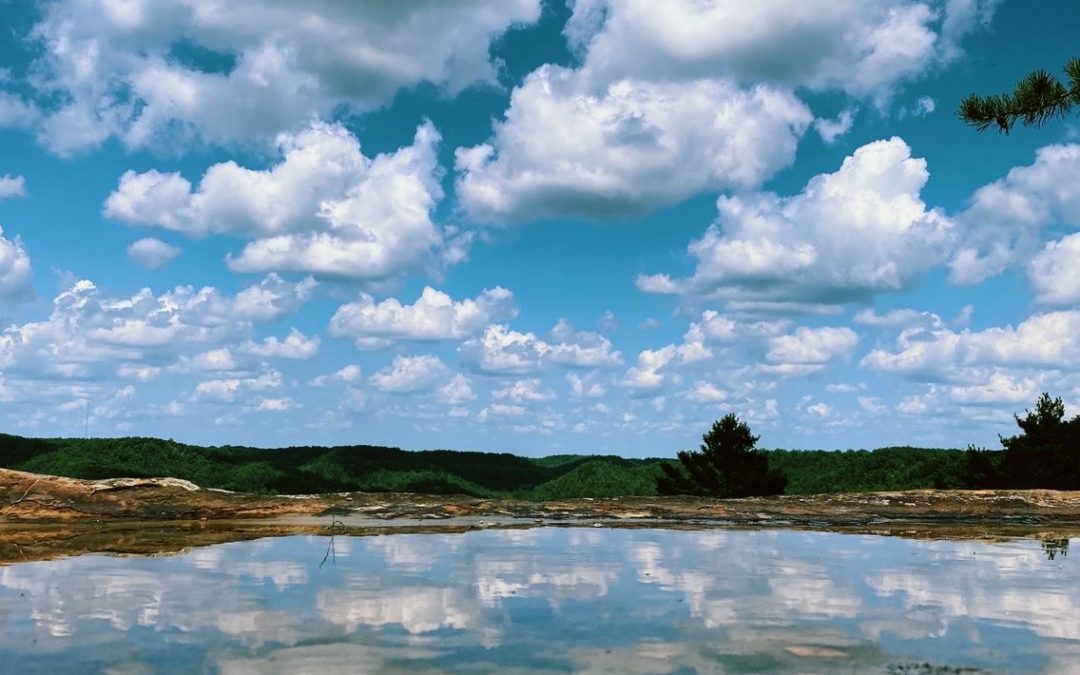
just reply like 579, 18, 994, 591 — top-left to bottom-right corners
0, 432, 986, 499
0, 393, 1073, 499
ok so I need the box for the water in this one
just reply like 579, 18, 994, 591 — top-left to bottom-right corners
0, 528, 1076, 674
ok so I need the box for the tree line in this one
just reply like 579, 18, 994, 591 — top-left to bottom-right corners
659, 393, 1080, 498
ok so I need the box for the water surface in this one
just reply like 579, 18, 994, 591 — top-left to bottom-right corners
0, 528, 1076, 673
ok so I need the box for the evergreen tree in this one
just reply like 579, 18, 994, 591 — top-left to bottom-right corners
958, 57, 1080, 132
657, 414, 786, 498
999, 393, 1080, 489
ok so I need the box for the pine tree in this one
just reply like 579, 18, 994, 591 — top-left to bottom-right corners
999, 393, 1080, 489
657, 414, 786, 498
958, 57, 1080, 133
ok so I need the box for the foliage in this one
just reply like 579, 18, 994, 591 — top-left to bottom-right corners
767, 447, 971, 493
3, 393, 1077, 499
528, 459, 663, 500
958, 57, 1080, 132
656, 414, 786, 498
999, 393, 1080, 489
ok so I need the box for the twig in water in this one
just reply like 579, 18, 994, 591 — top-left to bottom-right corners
319, 518, 345, 568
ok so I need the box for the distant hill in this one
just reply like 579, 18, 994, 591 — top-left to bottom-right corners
0, 433, 975, 498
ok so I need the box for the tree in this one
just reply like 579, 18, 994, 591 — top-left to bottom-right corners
657, 414, 786, 498
999, 392, 1080, 489
958, 57, 1080, 133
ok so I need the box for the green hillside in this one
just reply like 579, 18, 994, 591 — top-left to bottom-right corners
0, 432, 984, 499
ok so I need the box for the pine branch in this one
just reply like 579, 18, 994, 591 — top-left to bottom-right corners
959, 57, 1080, 133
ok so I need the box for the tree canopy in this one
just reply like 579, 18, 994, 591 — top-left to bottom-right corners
958, 57, 1080, 132
657, 414, 786, 498
998, 392, 1080, 489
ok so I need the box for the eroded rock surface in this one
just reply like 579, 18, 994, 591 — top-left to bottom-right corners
3, 467, 1080, 564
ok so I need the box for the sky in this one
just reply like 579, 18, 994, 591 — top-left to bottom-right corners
1, 0, 1079, 456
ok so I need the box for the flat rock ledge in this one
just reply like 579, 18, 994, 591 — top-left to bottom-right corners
3, 468, 1080, 564
4, 467, 1080, 525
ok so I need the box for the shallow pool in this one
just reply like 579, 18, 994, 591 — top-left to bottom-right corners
0, 528, 1076, 673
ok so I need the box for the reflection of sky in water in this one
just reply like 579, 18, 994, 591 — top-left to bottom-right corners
0, 529, 1078, 674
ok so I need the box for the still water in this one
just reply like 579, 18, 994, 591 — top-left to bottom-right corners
0, 528, 1076, 674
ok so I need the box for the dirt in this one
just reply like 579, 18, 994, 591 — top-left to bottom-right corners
2, 467, 1080, 564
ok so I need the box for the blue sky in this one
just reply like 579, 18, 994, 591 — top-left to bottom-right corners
1, 0, 1079, 455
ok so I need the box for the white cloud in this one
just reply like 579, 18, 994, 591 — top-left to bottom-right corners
0, 225, 33, 303
460, 322, 622, 375
825, 383, 863, 393
0, 93, 38, 129
310, 365, 363, 387
567, 372, 607, 399
547, 320, 624, 369
369, 355, 450, 394
622, 328, 711, 392
766, 326, 859, 365
456, 68, 811, 222
25, 0, 541, 152
950, 144, 1080, 285
853, 307, 943, 328
0, 274, 313, 380
329, 286, 516, 348
0, 175, 27, 199
493, 378, 556, 403
947, 372, 1039, 405
939, 0, 1002, 63
244, 329, 320, 360
857, 396, 887, 414
186, 348, 239, 372
126, 237, 180, 269
814, 109, 856, 144
106, 122, 448, 281
437, 373, 476, 405
804, 401, 833, 417
685, 381, 728, 403
1028, 234, 1080, 305
566, 0, 958, 102
639, 137, 954, 312
861, 310, 1080, 378
478, 403, 527, 421
256, 397, 300, 412
193, 369, 283, 403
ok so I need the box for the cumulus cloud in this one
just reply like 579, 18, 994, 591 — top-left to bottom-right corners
950, 144, 1080, 285
192, 369, 283, 403
23, 0, 541, 152
639, 137, 954, 312
105, 122, 448, 281
243, 329, 320, 360
310, 365, 362, 388
0, 274, 314, 380
437, 373, 476, 405
456, 68, 811, 222
126, 238, 180, 269
565, 0, 987, 102
766, 326, 859, 365
460, 321, 622, 375
814, 109, 856, 144
853, 307, 944, 328
861, 310, 1080, 378
369, 355, 451, 393
329, 287, 516, 348
0, 225, 33, 303
256, 397, 300, 412
1029, 234, 1080, 305
621, 329, 711, 392
0, 175, 26, 199
493, 378, 556, 403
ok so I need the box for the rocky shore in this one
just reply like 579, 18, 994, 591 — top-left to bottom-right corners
3, 467, 1079, 564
